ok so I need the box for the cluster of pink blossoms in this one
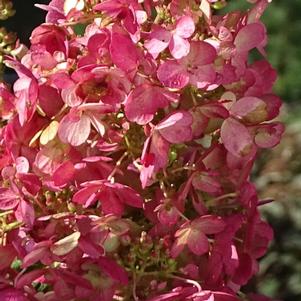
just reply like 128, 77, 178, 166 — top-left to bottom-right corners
0, 0, 284, 300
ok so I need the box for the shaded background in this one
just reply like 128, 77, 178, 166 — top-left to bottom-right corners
1, 1, 301, 300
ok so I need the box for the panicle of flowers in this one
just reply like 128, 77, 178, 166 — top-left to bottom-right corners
0, 0, 283, 300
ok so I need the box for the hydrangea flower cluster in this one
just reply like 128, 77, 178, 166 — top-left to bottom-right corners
0, 0, 284, 300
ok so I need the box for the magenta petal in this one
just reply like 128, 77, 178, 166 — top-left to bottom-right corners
98, 189, 125, 216
78, 237, 105, 258
157, 111, 193, 143
15, 269, 45, 289
113, 184, 143, 208
58, 110, 91, 146
53, 160, 75, 186
22, 247, 48, 268
0, 288, 29, 301
234, 23, 266, 52
110, 28, 138, 73
125, 84, 177, 125
192, 215, 225, 234
157, 61, 189, 89
221, 117, 254, 157
192, 172, 222, 195
187, 229, 209, 256
0, 188, 19, 210
98, 256, 129, 285
0, 245, 16, 270
72, 185, 99, 207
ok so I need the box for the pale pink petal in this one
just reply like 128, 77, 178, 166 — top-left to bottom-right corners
234, 23, 266, 52
175, 16, 195, 38
15, 199, 35, 228
221, 118, 254, 157
230, 96, 268, 124
254, 122, 284, 148
144, 27, 171, 58
169, 34, 190, 59
58, 110, 91, 146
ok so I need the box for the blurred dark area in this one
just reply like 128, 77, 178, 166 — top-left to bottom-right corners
1, 1, 301, 301
0, 0, 47, 45
0, 0, 47, 83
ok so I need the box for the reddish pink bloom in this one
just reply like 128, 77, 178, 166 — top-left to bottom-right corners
171, 215, 225, 257
157, 41, 217, 89
145, 16, 195, 59
73, 180, 143, 216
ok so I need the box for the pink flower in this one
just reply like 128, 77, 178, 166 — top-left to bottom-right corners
58, 103, 113, 146
73, 180, 143, 216
171, 215, 225, 257
157, 41, 217, 89
145, 16, 195, 59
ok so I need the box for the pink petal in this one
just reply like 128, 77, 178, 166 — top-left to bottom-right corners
0, 245, 16, 270
230, 96, 268, 124
0, 288, 29, 301
189, 64, 216, 89
156, 111, 193, 143
15, 199, 35, 228
169, 34, 190, 59
98, 256, 129, 285
113, 184, 143, 208
38, 84, 64, 117
79, 237, 105, 258
0, 188, 19, 210
157, 61, 189, 89
110, 27, 138, 73
15, 156, 29, 174
144, 27, 171, 58
125, 84, 178, 125
187, 229, 209, 256
221, 118, 254, 157
50, 231, 81, 256
22, 247, 48, 268
200, 103, 229, 119
180, 41, 217, 66
261, 94, 282, 120
175, 16, 195, 38
98, 188, 125, 216
254, 122, 284, 148
58, 109, 91, 146
61, 85, 82, 107
234, 23, 266, 52
192, 172, 222, 195
72, 185, 99, 207
192, 215, 225, 234
53, 160, 75, 186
